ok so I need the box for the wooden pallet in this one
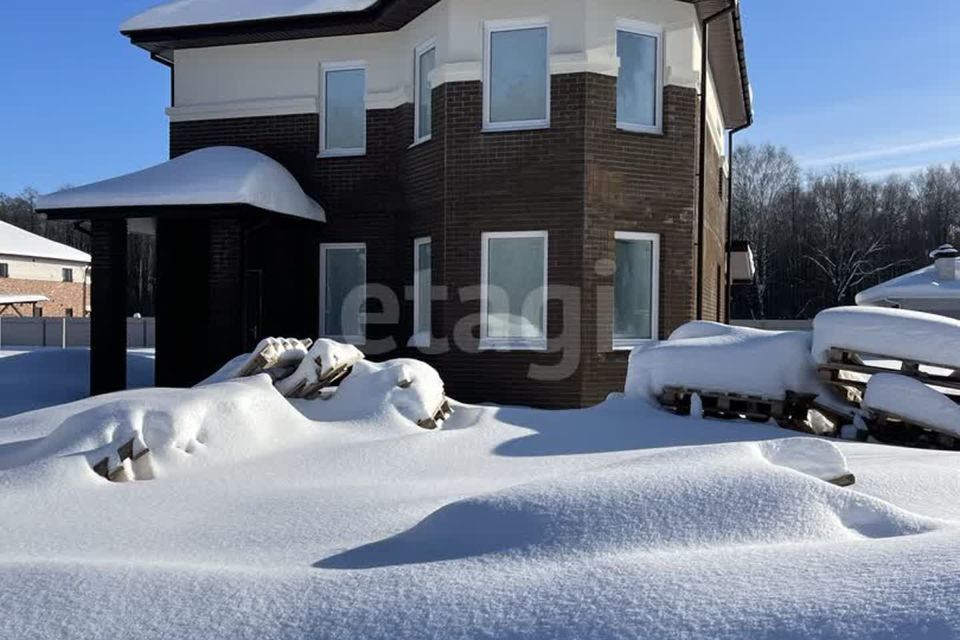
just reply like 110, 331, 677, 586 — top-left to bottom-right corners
659, 387, 816, 431
418, 399, 453, 431
865, 411, 960, 452
92, 437, 150, 482
818, 348, 960, 399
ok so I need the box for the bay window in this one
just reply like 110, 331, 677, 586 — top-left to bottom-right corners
614, 232, 660, 348
481, 231, 548, 350
483, 20, 550, 131
321, 63, 366, 157
320, 243, 367, 343
616, 20, 663, 134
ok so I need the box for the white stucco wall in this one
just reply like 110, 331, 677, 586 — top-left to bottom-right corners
170, 0, 727, 140
0, 255, 89, 283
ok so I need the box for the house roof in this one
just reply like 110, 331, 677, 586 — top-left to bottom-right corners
36, 147, 327, 223
0, 220, 91, 264
122, 0, 751, 128
856, 265, 960, 307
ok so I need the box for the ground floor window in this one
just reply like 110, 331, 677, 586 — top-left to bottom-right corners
320, 243, 366, 343
411, 237, 431, 347
480, 231, 548, 351
614, 231, 659, 349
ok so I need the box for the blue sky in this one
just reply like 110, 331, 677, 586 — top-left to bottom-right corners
0, 0, 957, 195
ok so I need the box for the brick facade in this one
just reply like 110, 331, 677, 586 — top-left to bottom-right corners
0, 278, 88, 317
169, 72, 727, 408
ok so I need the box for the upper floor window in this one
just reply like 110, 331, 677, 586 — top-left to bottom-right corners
62, 268, 74, 283
616, 20, 663, 134
480, 231, 548, 351
320, 62, 366, 157
0, 263, 8, 278
414, 40, 436, 144
483, 19, 550, 132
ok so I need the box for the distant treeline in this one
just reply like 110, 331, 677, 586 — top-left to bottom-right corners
0, 190, 156, 316
732, 144, 960, 320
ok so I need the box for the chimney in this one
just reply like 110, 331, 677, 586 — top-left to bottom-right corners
930, 244, 960, 281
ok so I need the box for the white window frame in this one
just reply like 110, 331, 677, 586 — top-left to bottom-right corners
480, 230, 549, 351
413, 39, 437, 145
482, 18, 551, 133
319, 61, 367, 158
411, 236, 432, 348
319, 242, 367, 345
613, 231, 660, 350
615, 19, 664, 135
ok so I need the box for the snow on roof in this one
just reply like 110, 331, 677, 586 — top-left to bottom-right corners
122, 0, 379, 32
0, 220, 90, 264
855, 264, 960, 306
0, 295, 49, 305
36, 147, 326, 223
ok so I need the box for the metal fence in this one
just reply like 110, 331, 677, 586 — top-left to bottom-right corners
731, 319, 813, 331
0, 317, 155, 349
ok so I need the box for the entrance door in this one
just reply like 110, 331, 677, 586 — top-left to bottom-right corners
244, 269, 263, 351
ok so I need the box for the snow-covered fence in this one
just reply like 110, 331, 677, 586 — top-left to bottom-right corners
0, 317, 155, 349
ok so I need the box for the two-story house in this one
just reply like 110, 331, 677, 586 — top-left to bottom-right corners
37, 0, 751, 406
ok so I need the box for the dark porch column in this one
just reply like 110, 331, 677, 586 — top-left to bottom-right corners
206, 217, 245, 375
90, 219, 128, 396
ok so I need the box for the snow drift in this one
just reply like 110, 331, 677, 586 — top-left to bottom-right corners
626, 321, 824, 401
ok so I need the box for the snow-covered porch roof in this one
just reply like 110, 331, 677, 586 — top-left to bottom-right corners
35, 147, 326, 224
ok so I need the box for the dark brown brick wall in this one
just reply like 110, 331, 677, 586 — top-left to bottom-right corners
169, 72, 722, 408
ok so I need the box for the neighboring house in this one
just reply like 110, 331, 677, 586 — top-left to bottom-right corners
0, 220, 90, 318
857, 245, 960, 319
36, 0, 752, 405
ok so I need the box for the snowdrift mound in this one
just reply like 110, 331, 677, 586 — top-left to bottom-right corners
295, 359, 448, 429
813, 306, 960, 368
320, 439, 938, 569
626, 321, 824, 401
0, 376, 312, 484
864, 373, 960, 437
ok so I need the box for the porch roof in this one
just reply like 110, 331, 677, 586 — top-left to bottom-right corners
35, 147, 326, 223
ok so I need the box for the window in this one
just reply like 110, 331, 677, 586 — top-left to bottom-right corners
616, 20, 663, 134
320, 63, 366, 157
613, 232, 660, 348
411, 237, 431, 347
320, 243, 367, 343
65, 308, 74, 318
62, 268, 74, 283
0, 263, 8, 278
414, 40, 436, 144
480, 231, 548, 350
33, 306, 43, 318
483, 19, 550, 131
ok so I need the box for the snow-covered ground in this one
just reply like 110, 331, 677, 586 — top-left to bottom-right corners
0, 348, 154, 418
1, 347, 959, 639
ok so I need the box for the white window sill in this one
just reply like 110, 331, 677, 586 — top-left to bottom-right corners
616, 122, 663, 136
613, 339, 657, 352
479, 338, 548, 352
409, 135, 432, 149
318, 148, 366, 159
322, 335, 367, 346
407, 332, 431, 348
482, 120, 550, 134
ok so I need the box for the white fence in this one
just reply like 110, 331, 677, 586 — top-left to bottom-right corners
0, 317, 155, 349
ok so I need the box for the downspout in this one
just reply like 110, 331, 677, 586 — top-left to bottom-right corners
723, 121, 751, 324
695, 3, 735, 320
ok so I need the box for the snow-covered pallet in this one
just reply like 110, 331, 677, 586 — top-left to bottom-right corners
417, 398, 453, 431
92, 438, 151, 483
818, 348, 960, 399
659, 387, 816, 431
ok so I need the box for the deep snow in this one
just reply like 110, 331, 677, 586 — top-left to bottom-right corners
1, 360, 959, 639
